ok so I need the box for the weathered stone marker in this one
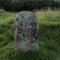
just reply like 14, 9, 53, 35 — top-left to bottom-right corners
15, 11, 39, 52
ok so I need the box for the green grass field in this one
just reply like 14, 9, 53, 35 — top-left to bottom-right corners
0, 10, 60, 60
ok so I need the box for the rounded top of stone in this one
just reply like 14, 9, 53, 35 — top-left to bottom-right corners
16, 11, 36, 18
16, 11, 37, 22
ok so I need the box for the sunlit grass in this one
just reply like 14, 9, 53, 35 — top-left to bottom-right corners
36, 10, 60, 25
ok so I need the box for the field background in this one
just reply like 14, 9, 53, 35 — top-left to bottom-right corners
0, 10, 60, 60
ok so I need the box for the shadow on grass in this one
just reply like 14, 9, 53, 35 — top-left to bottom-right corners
8, 49, 41, 60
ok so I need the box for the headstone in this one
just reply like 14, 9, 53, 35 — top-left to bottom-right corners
15, 11, 39, 52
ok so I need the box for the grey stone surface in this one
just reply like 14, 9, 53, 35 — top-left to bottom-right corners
15, 11, 39, 52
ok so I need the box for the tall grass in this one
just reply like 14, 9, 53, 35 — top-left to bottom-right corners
0, 11, 60, 60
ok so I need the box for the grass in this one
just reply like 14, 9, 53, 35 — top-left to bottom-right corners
0, 10, 60, 60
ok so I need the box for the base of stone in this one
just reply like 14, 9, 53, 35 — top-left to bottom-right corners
15, 40, 39, 52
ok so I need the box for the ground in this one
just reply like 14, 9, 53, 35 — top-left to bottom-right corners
0, 10, 60, 60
